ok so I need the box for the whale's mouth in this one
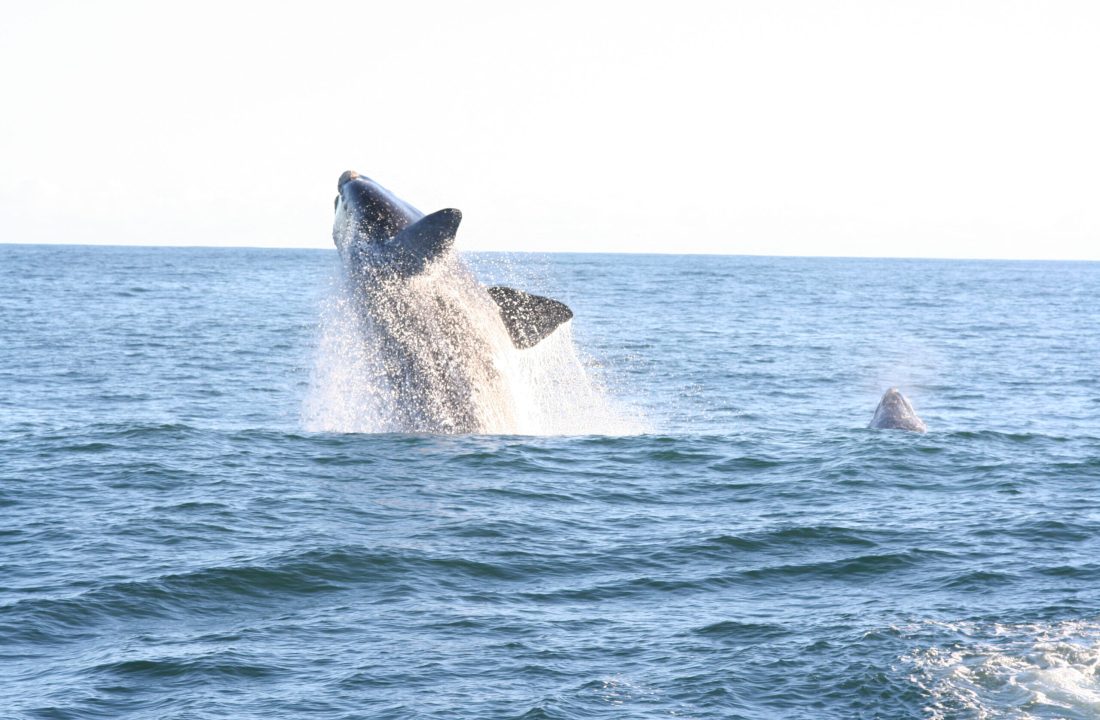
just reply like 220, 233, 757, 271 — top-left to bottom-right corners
335, 170, 362, 213
338, 170, 359, 190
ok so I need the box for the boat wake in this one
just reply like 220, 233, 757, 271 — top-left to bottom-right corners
905, 619, 1100, 719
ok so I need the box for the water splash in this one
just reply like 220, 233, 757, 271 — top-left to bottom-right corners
904, 619, 1100, 719
302, 255, 643, 436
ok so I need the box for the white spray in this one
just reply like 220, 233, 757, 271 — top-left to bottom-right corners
301, 254, 642, 436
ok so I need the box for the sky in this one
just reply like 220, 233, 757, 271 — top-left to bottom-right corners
1, 1, 1098, 259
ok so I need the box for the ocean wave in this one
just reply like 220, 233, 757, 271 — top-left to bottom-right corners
904, 619, 1100, 719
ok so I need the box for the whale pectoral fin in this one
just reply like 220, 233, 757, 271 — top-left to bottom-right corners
487, 286, 574, 349
384, 208, 462, 276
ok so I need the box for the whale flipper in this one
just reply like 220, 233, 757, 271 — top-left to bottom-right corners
487, 286, 573, 349
869, 388, 927, 432
380, 208, 462, 277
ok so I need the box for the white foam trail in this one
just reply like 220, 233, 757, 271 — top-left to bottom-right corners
301, 256, 644, 436
904, 619, 1100, 719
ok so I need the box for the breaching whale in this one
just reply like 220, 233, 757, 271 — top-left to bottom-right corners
868, 388, 927, 433
331, 170, 573, 433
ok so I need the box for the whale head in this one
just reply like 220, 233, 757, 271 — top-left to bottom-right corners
333, 170, 462, 279
869, 387, 927, 433
333, 170, 421, 251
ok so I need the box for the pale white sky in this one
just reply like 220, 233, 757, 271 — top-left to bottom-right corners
1, 1, 1098, 259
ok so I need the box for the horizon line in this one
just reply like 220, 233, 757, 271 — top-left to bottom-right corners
1, 240, 1098, 264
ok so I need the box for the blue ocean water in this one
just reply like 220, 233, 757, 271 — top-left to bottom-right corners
3, 244, 1100, 719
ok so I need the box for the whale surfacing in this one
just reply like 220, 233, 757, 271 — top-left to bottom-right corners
331, 170, 573, 434
869, 388, 927, 433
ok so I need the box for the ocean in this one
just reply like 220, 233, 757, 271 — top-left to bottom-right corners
2, 244, 1100, 719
